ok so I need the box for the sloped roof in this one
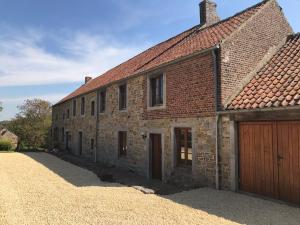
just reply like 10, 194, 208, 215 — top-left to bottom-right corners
57, 1, 268, 105
228, 34, 300, 110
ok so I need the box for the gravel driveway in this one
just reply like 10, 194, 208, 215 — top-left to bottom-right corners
0, 152, 299, 225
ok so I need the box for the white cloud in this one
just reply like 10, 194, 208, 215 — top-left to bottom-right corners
1, 93, 69, 104
0, 27, 149, 87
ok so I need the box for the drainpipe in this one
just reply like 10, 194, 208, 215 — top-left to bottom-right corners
95, 90, 100, 163
212, 46, 220, 190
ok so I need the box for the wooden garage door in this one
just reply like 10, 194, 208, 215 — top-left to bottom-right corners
239, 121, 300, 205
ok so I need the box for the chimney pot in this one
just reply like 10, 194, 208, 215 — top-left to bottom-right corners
85, 76, 92, 84
199, 0, 220, 27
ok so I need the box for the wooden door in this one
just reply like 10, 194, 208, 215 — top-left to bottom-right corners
239, 122, 278, 199
277, 121, 300, 204
239, 121, 300, 205
150, 134, 162, 180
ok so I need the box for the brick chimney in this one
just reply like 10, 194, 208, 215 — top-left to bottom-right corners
85, 76, 92, 84
199, 0, 220, 27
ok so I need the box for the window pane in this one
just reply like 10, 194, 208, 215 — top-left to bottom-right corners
175, 128, 192, 167
119, 85, 127, 110
91, 101, 95, 116
73, 100, 76, 116
81, 97, 85, 115
100, 90, 106, 112
150, 75, 163, 106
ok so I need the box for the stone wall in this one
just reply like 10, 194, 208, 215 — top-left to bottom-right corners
52, 91, 97, 159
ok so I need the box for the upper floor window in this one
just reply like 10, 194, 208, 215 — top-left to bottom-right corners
67, 109, 70, 119
73, 100, 77, 116
119, 84, 127, 110
91, 101, 95, 116
99, 90, 106, 113
118, 131, 127, 157
63, 113, 65, 120
150, 74, 164, 107
81, 97, 85, 115
55, 114, 58, 121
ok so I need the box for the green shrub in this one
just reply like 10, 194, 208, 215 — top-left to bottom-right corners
0, 140, 13, 151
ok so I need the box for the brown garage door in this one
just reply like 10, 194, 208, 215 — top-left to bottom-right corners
239, 121, 300, 205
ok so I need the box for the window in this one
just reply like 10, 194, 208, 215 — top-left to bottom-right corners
63, 113, 65, 120
67, 109, 70, 119
81, 97, 85, 115
55, 114, 58, 121
150, 74, 164, 106
61, 127, 65, 142
119, 84, 127, 110
91, 138, 95, 150
175, 128, 192, 166
118, 131, 127, 157
91, 101, 95, 116
73, 100, 77, 116
99, 90, 106, 113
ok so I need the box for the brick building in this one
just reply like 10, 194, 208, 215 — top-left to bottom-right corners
52, 0, 300, 204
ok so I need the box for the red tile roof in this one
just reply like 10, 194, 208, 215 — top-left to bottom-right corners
56, 1, 267, 105
228, 34, 300, 110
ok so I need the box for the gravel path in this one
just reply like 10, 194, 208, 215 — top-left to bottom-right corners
0, 152, 299, 225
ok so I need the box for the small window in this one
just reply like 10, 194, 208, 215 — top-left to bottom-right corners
73, 100, 77, 116
67, 109, 70, 119
91, 138, 95, 150
119, 84, 127, 110
99, 90, 106, 113
63, 113, 65, 120
61, 127, 65, 142
91, 101, 95, 116
150, 74, 164, 107
175, 128, 192, 166
81, 97, 85, 115
56, 114, 58, 121
118, 131, 127, 157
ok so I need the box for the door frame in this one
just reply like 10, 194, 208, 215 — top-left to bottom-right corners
145, 128, 165, 182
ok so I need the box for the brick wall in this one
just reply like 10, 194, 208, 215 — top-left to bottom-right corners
143, 52, 216, 120
220, 0, 293, 107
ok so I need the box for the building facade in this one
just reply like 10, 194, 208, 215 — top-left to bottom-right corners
52, 0, 294, 193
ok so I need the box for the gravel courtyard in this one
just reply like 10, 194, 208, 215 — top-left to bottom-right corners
0, 153, 299, 225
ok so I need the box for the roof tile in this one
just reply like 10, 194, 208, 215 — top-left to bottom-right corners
57, 1, 267, 105
228, 34, 300, 110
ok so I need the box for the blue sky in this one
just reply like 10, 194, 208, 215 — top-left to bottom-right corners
0, 0, 299, 121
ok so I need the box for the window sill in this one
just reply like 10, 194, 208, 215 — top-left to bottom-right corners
147, 105, 166, 111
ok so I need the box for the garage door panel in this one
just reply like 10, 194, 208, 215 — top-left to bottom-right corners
239, 122, 276, 198
277, 122, 300, 204
239, 121, 300, 205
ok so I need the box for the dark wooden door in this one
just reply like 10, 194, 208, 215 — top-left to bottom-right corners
150, 134, 162, 180
239, 121, 300, 205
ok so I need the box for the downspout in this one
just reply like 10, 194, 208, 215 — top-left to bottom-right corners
95, 90, 100, 163
212, 46, 220, 190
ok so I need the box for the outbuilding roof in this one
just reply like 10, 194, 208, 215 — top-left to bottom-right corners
228, 34, 300, 110
57, 1, 268, 105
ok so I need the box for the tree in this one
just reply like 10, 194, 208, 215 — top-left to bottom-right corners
7, 99, 52, 149
0, 102, 3, 112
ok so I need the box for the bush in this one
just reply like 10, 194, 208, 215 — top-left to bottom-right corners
0, 140, 13, 151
